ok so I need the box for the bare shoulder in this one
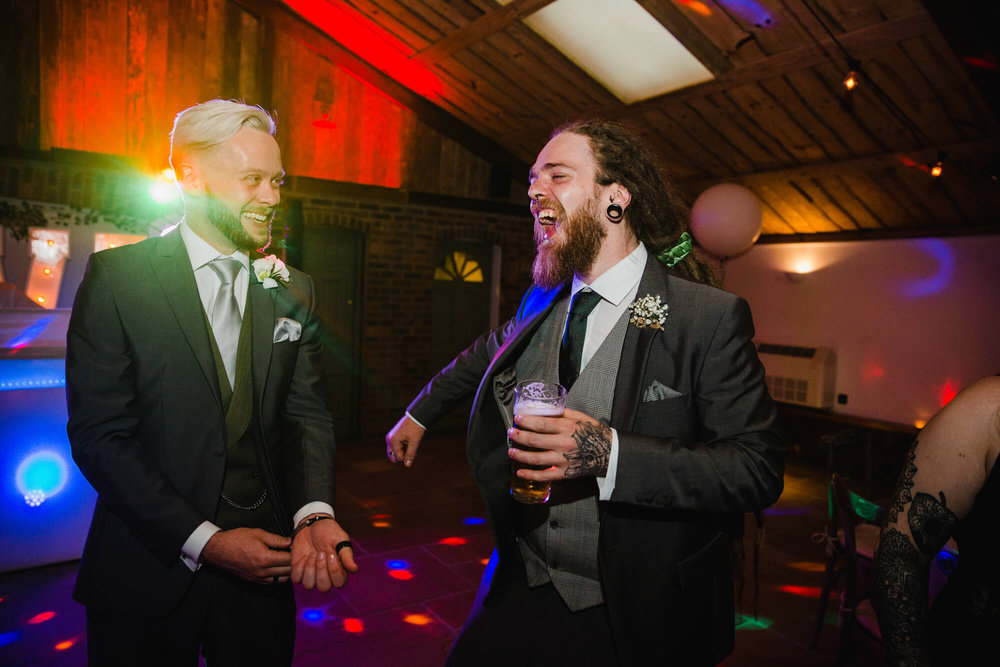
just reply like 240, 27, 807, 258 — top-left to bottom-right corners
909, 376, 1000, 517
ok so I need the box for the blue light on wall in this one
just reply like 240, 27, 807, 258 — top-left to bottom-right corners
15, 450, 69, 506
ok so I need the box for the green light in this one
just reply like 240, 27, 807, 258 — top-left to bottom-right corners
735, 613, 774, 631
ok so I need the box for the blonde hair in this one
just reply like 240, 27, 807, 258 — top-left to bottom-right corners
169, 99, 276, 169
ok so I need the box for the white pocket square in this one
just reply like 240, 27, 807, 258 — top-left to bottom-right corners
273, 318, 301, 343
642, 380, 682, 402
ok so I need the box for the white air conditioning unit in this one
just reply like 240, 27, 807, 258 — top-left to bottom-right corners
757, 343, 836, 409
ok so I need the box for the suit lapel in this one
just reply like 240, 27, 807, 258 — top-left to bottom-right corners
489, 284, 567, 375
151, 230, 222, 403
610, 255, 669, 429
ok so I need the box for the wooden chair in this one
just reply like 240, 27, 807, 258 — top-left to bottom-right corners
809, 473, 885, 662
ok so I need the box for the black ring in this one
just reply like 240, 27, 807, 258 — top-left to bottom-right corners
272, 575, 279, 584
334, 540, 353, 555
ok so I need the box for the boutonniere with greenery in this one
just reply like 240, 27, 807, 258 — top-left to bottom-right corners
628, 294, 668, 330
252, 254, 290, 289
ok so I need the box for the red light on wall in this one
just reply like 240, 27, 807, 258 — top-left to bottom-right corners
282, 0, 442, 98
343, 618, 364, 633
312, 113, 337, 129
439, 537, 467, 546
940, 380, 959, 407
28, 611, 56, 624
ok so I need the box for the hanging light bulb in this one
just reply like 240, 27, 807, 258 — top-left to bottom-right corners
930, 151, 947, 178
843, 58, 862, 91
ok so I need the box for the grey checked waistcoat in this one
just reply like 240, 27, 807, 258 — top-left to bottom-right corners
512, 293, 631, 611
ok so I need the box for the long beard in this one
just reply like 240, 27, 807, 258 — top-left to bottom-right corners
205, 188, 271, 252
531, 197, 606, 289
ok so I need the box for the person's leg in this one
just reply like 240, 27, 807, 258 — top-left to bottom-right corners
447, 560, 618, 667
86, 578, 209, 667
200, 567, 296, 667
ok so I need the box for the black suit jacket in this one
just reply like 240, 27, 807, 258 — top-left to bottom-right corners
66, 229, 336, 615
408, 255, 783, 665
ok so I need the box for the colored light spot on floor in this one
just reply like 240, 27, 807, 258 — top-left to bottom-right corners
403, 613, 432, 626
439, 537, 467, 546
27, 611, 55, 624
789, 561, 827, 573
480, 558, 490, 565
372, 521, 391, 528
462, 516, 486, 525
303, 609, 323, 622
0, 631, 20, 647
344, 618, 364, 633
777, 584, 831, 598
385, 559, 409, 569
735, 613, 773, 631
54, 638, 77, 650
372, 514, 389, 519
389, 569, 413, 580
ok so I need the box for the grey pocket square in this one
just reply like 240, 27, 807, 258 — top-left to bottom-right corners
273, 318, 301, 343
642, 380, 682, 402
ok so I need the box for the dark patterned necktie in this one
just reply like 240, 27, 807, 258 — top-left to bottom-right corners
559, 289, 602, 390
209, 258, 243, 388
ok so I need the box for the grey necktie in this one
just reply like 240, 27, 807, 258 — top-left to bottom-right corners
209, 258, 243, 388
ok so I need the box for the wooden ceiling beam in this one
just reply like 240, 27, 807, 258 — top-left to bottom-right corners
758, 222, 1000, 244
679, 138, 1000, 192
502, 10, 938, 141
234, 0, 526, 169
633, 0, 732, 78
411, 0, 557, 66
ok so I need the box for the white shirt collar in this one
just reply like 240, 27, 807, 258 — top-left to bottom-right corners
571, 242, 647, 307
178, 219, 249, 273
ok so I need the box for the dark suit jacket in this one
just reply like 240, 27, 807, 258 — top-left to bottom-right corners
66, 229, 336, 616
408, 254, 783, 665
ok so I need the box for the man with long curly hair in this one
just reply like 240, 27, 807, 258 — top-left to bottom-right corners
387, 119, 782, 665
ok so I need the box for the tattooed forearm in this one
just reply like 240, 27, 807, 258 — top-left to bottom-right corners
875, 438, 959, 667
909, 491, 957, 554
564, 421, 611, 478
886, 440, 918, 524
875, 528, 931, 667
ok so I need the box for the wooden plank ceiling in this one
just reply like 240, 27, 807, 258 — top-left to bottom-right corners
258, 0, 1000, 242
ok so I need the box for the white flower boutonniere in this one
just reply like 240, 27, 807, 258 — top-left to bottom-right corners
252, 254, 290, 289
628, 294, 668, 330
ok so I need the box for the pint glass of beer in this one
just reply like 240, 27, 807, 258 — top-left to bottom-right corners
510, 380, 566, 504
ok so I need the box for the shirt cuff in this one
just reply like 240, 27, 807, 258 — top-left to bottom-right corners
293, 502, 335, 529
405, 411, 427, 431
180, 520, 221, 572
596, 427, 620, 501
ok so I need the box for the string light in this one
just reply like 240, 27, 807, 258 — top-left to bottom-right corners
930, 151, 946, 178
843, 69, 858, 91
843, 58, 861, 91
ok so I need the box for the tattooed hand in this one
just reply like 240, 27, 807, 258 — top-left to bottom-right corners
507, 408, 612, 480
564, 420, 612, 477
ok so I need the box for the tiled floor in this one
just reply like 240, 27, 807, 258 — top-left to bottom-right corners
0, 433, 888, 666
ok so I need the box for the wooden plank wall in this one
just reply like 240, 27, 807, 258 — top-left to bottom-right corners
1, 0, 502, 200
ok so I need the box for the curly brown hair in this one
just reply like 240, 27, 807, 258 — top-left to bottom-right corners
554, 119, 718, 287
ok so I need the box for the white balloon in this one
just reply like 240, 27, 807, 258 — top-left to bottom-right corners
690, 183, 762, 257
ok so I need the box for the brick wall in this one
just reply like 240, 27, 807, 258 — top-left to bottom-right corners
1, 153, 537, 442
293, 179, 535, 440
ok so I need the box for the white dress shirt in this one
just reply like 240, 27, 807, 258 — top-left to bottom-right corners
177, 220, 333, 570
567, 242, 646, 499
